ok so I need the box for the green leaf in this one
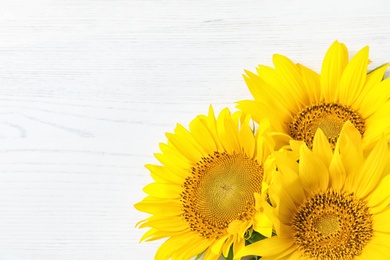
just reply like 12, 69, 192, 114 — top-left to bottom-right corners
195, 251, 205, 260
223, 246, 234, 260
245, 231, 267, 245
219, 242, 262, 260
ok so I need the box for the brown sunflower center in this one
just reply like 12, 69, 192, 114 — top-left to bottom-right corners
181, 152, 263, 239
289, 103, 365, 148
291, 189, 373, 259
314, 214, 340, 236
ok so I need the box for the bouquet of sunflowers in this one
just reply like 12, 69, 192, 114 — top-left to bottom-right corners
135, 41, 390, 260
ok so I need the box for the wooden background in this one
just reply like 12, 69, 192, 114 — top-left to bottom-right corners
0, 0, 389, 259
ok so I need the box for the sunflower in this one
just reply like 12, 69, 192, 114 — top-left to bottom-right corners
237, 122, 390, 259
135, 106, 276, 260
237, 41, 390, 150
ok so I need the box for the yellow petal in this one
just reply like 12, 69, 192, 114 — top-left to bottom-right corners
203, 247, 220, 260
328, 148, 346, 190
243, 70, 266, 101
190, 116, 218, 154
254, 65, 298, 117
155, 232, 204, 259
356, 241, 390, 259
223, 235, 235, 258
358, 234, 390, 258
338, 46, 369, 104
173, 236, 212, 260
278, 165, 305, 206
204, 105, 224, 150
337, 122, 364, 191
227, 220, 242, 234
253, 211, 273, 237
143, 182, 182, 199
237, 100, 286, 134
239, 116, 255, 158
216, 108, 235, 153
138, 216, 187, 232
211, 235, 229, 255
167, 124, 204, 162
320, 40, 348, 101
312, 128, 333, 167
297, 63, 321, 103
134, 199, 183, 216
146, 164, 185, 184
354, 64, 390, 117
362, 101, 390, 150
366, 174, 390, 214
273, 54, 308, 107
134, 199, 182, 216
260, 242, 299, 260
222, 110, 241, 152
299, 144, 329, 191
372, 208, 390, 233
153, 152, 190, 179
273, 188, 297, 224
236, 236, 295, 258
354, 135, 389, 198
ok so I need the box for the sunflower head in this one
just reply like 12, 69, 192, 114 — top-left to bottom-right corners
238, 40, 390, 150
135, 106, 276, 260
237, 122, 390, 259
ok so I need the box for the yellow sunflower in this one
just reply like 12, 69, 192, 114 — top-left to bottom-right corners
237, 122, 390, 259
237, 41, 390, 150
135, 106, 276, 260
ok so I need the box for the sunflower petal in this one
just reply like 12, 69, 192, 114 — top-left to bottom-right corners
273, 54, 308, 107
297, 63, 321, 103
239, 115, 255, 158
143, 182, 182, 199
190, 116, 218, 154
354, 135, 389, 198
320, 40, 348, 101
236, 236, 295, 258
366, 174, 390, 214
372, 208, 390, 233
338, 46, 369, 104
354, 64, 389, 117
299, 144, 329, 191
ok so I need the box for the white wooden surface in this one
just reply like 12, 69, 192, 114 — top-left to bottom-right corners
0, 0, 389, 259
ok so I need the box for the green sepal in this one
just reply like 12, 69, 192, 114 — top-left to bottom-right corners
195, 250, 205, 260
223, 246, 234, 260
245, 231, 267, 245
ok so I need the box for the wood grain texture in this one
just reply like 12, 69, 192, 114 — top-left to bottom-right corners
0, 0, 389, 259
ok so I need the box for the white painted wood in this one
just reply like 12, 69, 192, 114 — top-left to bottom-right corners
0, 0, 389, 259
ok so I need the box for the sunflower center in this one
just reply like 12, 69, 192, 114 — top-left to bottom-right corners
314, 214, 340, 236
289, 103, 365, 148
291, 189, 373, 259
181, 152, 262, 239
